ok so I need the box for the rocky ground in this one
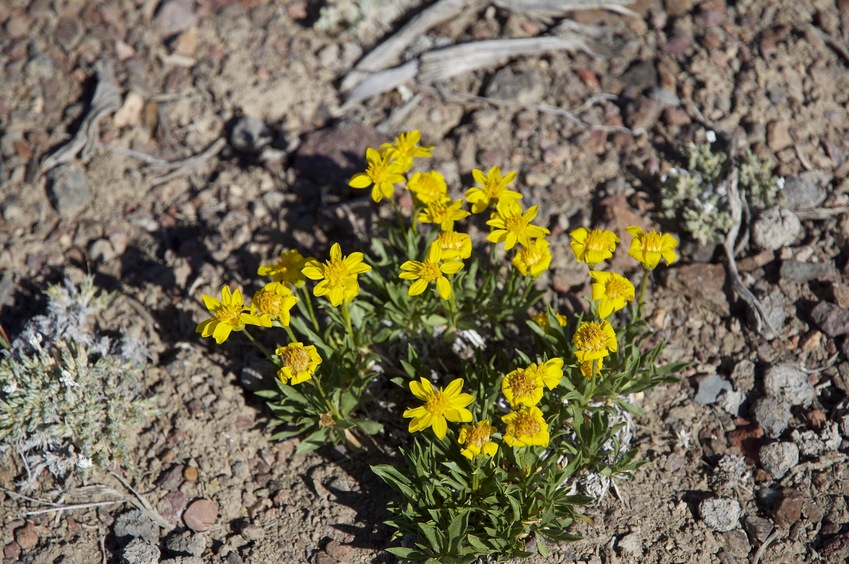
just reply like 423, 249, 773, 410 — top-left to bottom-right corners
2, 0, 849, 562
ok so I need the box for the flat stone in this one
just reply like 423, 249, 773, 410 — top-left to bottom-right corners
14, 523, 38, 550
661, 262, 729, 316
616, 532, 643, 555
810, 301, 849, 337
750, 207, 801, 251
154, 0, 198, 37
157, 491, 189, 527
779, 260, 836, 283
700, 497, 741, 532
240, 523, 265, 542
759, 442, 799, 479
743, 514, 774, 544
767, 121, 792, 151
694, 373, 733, 405
774, 492, 804, 527
46, 163, 91, 217
763, 363, 815, 407
484, 68, 546, 105
183, 499, 218, 532
782, 171, 829, 211
753, 397, 792, 439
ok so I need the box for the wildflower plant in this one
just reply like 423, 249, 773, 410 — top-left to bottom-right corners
194, 130, 687, 560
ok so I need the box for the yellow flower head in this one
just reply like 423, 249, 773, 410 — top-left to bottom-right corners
257, 249, 311, 287
403, 377, 474, 439
434, 230, 472, 261
486, 200, 550, 251
301, 243, 372, 306
501, 367, 544, 408
196, 286, 262, 344
417, 197, 471, 231
380, 130, 433, 172
457, 420, 498, 460
275, 342, 322, 385
580, 357, 604, 379
531, 311, 568, 329
502, 406, 549, 448
407, 170, 448, 205
569, 227, 620, 266
399, 244, 464, 300
627, 226, 679, 270
525, 358, 564, 390
250, 282, 299, 327
465, 166, 522, 214
573, 320, 618, 362
348, 147, 406, 203
590, 271, 635, 318
512, 238, 552, 278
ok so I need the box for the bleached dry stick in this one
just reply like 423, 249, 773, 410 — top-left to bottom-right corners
492, 0, 637, 20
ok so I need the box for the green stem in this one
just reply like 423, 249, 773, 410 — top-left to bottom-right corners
242, 328, 274, 362
284, 325, 297, 343
300, 286, 320, 332
341, 302, 357, 347
636, 269, 649, 322
472, 456, 481, 492
311, 377, 341, 420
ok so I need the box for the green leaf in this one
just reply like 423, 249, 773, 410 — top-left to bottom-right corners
296, 427, 329, 454
417, 521, 442, 553
353, 419, 382, 435
535, 531, 549, 557
254, 389, 279, 399
386, 547, 427, 560
371, 465, 417, 500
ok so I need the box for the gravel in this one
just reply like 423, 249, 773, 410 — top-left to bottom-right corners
699, 497, 741, 532
758, 441, 799, 479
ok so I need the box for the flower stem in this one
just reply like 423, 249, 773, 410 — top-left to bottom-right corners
284, 325, 297, 343
311, 377, 341, 420
242, 328, 273, 361
300, 286, 320, 332
341, 302, 357, 346
636, 269, 649, 322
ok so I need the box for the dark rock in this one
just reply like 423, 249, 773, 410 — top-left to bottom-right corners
156, 465, 185, 490
774, 492, 804, 527
818, 531, 849, 559
779, 260, 836, 283
753, 397, 792, 439
46, 163, 91, 217
743, 514, 774, 543
810, 302, 849, 337
113, 509, 158, 545
293, 123, 382, 186
763, 363, 815, 407
157, 491, 189, 527
782, 171, 829, 211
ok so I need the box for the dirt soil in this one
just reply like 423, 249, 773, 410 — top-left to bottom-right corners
3, 0, 849, 562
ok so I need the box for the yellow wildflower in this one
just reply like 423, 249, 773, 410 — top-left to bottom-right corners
580, 357, 604, 379
196, 286, 262, 344
407, 170, 448, 205
380, 130, 433, 172
250, 282, 299, 327
573, 320, 618, 362
276, 342, 322, 385
457, 420, 498, 460
530, 311, 567, 328
258, 249, 311, 287
512, 238, 552, 278
590, 271, 635, 318
399, 244, 464, 300
503, 406, 549, 448
502, 366, 544, 408
433, 230, 472, 261
417, 197, 471, 231
465, 166, 522, 214
525, 358, 564, 390
403, 377, 474, 439
627, 226, 679, 270
569, 227, 619, 266
301, 243, 372, 306
486, 200, 549, 251
348, 147, 406, 203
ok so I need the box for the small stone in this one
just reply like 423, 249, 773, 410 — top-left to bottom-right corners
717, 389, 745, 416
156, 465, 185, 490
55, 16, 84, 52
750, 207, 802, 251
154, 0, 198, 37
157, 491, 189, 527
183, 466, 198, 482
46, 163, 91, 217
114, 92, 146, 129
616, 532, 643, 555
183, 499, 218, 532
695, 374, 733, 405
229, 116, 272, 154
240, 523, 265, 542
759, 442, 799, 479
743, 515, 774, 543
731, 359, 756, 392
810, 302, 849, 337
782, 171, 829, 211
661, 263, 730, 316
721, 529, 750, 559
763, 363, 815, 407
14, 523, 39, 550
484, 68, 546, 104
664, 0, 693, 17
818, 531, 849, 559
113, 509, 159, 544
779, 260, 835, 283
756, 290, 786, 337
4, 542, 21, 559
767, 121, 792, 151
753, 397, 792, 439
232, 460, 250, 480
774, 492, 804, 527
163, 531, 207, 557
700, 497, 741, 532
120, 538, 160, 564
88, 239, 116, 262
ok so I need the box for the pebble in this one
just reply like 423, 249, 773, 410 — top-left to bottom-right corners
753, 397, 792, 438
616, 532, 643, 555
750, 207, 801, 251
810, 301, 849, 337
721, 529, 750, 559
743, 514, 774, 543
240, 523, 265, 542
699, 497, 741, 532
14, 523, 39, 550
716, 389, 744, 416
766, 121, 792, 151
694, 373, 733, 405
163, 531, 207, 557
157, 491, 189, 527
759, 442, 799, 479
184, 465, 198, 482
120, 538, 160, 564
484, 68, 545, 105
232, 460, 250, 480
782, 171, 829, 210
113, 509, 158, 544
55, 16, 84, 52
46, 163, 92, 217
756, 290, 786, 337
661, 263, 729, 316
763, 363, 815, 407
3, 542, 21, 559
779, 260, 835, 283
156, 465, 185, 490
230, 116, 272, 154
730, 359, 755, 392
154, 0, 198, 37
774, 492, 804, 527
88, 239, 116, 262
183, 499, 218, 532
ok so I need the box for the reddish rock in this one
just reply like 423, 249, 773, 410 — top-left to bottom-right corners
4, 542, 21, 559
774, 492, 804, 527
14, 523, 39, 550
158, 491, 190, 527
183, 499, 218, 532
661, 263, 730, 317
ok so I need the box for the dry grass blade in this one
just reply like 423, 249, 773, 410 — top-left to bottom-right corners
493, 0, 637, 19
41, 60, 122, 172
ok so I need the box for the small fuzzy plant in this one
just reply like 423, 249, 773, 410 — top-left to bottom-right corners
660, 138, 783, 244
0, 276, 157, 491
195, 131, 686, 560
